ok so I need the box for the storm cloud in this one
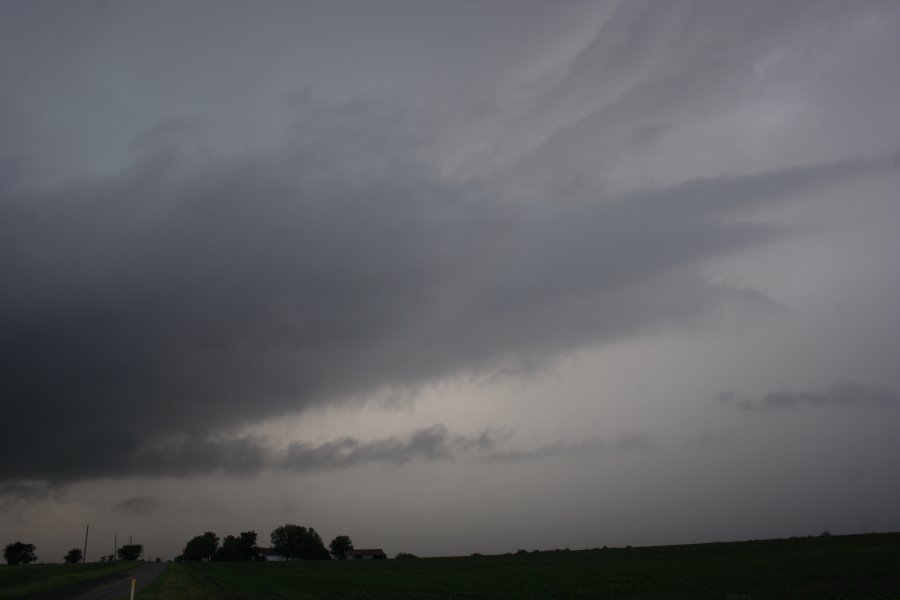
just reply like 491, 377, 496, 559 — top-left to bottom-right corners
2, 0, 899, 559
4, 119, 892, 483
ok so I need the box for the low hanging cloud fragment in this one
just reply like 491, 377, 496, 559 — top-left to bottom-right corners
475, 432, 655, 463
718, 381, 900, 412
282, 424, 493, 471
0, 480, 66, 515
113, 495, 161, 518
281, 425, 650, 471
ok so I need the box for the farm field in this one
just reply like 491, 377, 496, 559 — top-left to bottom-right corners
0, 561, 135, 600
138, 532, 900, 599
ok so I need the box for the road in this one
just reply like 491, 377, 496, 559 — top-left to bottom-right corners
30, 562, 168, 600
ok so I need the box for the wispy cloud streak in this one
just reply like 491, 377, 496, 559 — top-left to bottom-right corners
719, 382, 900, 412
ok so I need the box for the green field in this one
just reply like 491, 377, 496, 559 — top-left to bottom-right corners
138, 533, 900, 599
0, 561, 135, 600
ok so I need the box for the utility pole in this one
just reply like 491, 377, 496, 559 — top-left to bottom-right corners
83, 524, 90, 564
114, 532, 117, 561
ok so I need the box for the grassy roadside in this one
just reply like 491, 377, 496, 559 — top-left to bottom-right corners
136, 562, 214, 600
137, 532, 900, 599
0, 562, 136, 600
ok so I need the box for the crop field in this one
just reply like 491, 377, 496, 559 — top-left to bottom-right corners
0, 561, 135, 600
139, 532, 900, 599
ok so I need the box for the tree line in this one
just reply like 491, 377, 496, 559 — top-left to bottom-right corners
4, 524, 363, 565
3, 542, 144, 565
179, 525, 356, 561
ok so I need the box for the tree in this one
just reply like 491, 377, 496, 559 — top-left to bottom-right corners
183, 532, 219, 561
329, 535, 353, 560
213, 531, 259, 561
214, 535, 241, 561
270, 524, 329, 560
237, 531, 260, 561
118, 544, 143, 561
64, 548, 83, 564
3, 542, 37, 565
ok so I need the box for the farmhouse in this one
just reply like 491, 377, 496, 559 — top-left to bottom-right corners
258, 547, 287, 561
344, 548, 387, 560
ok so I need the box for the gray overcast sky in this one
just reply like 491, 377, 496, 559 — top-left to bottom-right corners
2, 0, 899, 561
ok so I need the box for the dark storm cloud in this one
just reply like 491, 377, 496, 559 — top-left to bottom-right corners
0, 432, 273, 482
719, 382, 900, 412
113, 495, 160, 518
1, 91, 895, 484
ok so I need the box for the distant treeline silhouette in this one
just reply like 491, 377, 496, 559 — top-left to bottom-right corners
177, 525, 362, 562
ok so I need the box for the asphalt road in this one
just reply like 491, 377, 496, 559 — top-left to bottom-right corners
29, 562, 168, 600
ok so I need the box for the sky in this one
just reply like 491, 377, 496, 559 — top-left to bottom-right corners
1, 0, 899, 562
